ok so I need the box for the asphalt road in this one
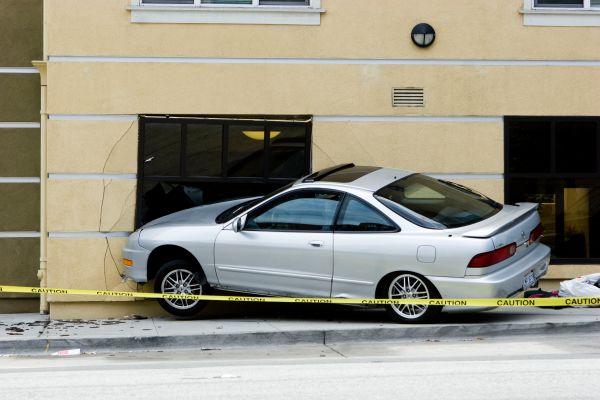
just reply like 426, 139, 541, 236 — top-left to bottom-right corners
0, 332, 599, 400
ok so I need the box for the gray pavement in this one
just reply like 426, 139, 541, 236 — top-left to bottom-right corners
0, 303, 599, 355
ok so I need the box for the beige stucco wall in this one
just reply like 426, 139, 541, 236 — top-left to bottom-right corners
313, 121, 503, 173
46, 62, 600, 116
47, 120, 137, 174
46, 120, 138, 232
41, 0, 600, 318
46, 0, 600, 60
47, 179, 136, 232
46, 237, 135, 302
45, 119, 139, 313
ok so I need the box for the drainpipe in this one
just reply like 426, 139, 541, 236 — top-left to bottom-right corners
33, 0, 49, 315
32, 61, 48, 315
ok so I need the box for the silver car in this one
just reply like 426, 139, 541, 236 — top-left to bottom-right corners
121, 164, 550, 323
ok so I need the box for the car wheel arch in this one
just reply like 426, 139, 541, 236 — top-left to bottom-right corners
375, 270, 440, 299
147, 245, 202, 281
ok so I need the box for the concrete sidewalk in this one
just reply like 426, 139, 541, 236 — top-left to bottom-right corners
0, 305, 599, 355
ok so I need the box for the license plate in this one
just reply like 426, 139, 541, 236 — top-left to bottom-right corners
522, 271, 536, 290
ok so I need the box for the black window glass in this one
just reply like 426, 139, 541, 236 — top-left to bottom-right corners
144, 123, 181, 176
260, 0, 309, 4
505, 117, 600, 262
227, 125, 266, 178
246, 191, 341, 232
268, 126, 306, 178
140, 180, 284, 226
508, 179, 600, 260
142, 0, 194, 3
507, 121, 551, 174
335, 197, 397, 232
186, 124, 222, 177
556, 121, 597, 173
534, 0, 583, 7
202, 0, 252, 4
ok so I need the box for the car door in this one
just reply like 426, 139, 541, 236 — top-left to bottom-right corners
214, 189, 342, 297
331, 195, 400, 298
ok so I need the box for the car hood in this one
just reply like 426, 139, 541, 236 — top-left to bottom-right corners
141, 197, 258, 229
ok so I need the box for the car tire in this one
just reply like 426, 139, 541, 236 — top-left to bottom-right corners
382, 272, 441, 324
154, 259, 210, 317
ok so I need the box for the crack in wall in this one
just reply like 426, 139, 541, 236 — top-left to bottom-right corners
98, 120, 136, 231
97, 119, 137, 291
312, 141, 336, 165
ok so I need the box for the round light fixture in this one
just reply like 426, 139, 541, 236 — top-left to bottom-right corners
411, 23, 436, 48
242, 130, 281, 141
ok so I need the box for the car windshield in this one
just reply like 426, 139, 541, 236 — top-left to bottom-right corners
374, 174, 502, 229
215, 182, 295, 224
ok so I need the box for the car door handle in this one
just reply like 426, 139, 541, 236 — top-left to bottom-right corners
309, 241, 324, 248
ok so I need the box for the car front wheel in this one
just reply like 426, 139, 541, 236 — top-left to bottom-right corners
154, 259, 210, 317
383, 273, 441, 324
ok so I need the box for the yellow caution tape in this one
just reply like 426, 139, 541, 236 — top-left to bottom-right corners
1, 285, 599, 307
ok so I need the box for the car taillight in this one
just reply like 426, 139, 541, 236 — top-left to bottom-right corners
528, 223, 543, 245
467, 243, 517, 268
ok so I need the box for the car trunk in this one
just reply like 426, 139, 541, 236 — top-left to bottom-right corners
460, 202, 542, 276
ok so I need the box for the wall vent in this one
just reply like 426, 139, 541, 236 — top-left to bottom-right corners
392, 87, 424, 107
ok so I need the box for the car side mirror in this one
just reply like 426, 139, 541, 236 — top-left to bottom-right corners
232, 215, 247, 233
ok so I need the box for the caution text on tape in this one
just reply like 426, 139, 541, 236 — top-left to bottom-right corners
1, 285, 599, 307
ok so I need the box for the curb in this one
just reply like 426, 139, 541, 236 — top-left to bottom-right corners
2, 319, 600, 355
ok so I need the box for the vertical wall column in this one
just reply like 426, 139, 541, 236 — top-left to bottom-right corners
33, 61, 48, 314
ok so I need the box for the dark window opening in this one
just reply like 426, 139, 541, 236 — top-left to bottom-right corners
534, 0, 583, 8
137, 116, 312, 226
505, 117, 600, 263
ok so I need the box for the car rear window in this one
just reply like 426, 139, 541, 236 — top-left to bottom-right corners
374, 174, 502, 229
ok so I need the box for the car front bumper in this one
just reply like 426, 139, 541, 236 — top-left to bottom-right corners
120, 230, 151, 283
428, 243, 551, 312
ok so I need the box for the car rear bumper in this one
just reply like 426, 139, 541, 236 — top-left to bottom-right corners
428, 243, 551, 312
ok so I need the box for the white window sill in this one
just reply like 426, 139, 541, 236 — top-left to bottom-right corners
128, 5, 324, 25
521, 8, 600, 26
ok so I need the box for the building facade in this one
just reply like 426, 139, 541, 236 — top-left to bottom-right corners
0, 0, 42, 313
31, 0, 600, 318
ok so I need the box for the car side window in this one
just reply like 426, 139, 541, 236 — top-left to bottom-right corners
245, 190, 342, 232
335, 196, 398, 232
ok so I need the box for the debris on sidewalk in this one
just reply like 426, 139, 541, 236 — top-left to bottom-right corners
559, 273, 600, 300
525, 273, 600, 309
123, 314, 148, 320
5, 327, 25, 335
524, 289, 559, 298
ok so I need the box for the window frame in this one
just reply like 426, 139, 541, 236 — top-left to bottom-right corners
243, 188, 344, 233
522, 0, 600, 26
334, 194, 400, 234
136, 0, 316, 7
129, 0, 323, 25
504, 116, 600, 264
532, 0, 598, 9
137, 115, 312, 227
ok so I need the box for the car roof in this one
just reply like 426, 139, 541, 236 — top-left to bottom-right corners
294, 164, 414, 192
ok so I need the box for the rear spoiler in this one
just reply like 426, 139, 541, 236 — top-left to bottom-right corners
462, 202, 539, 239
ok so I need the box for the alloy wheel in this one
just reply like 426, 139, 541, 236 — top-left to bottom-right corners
160, 268, 203, 310
387, 273, 431, 320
